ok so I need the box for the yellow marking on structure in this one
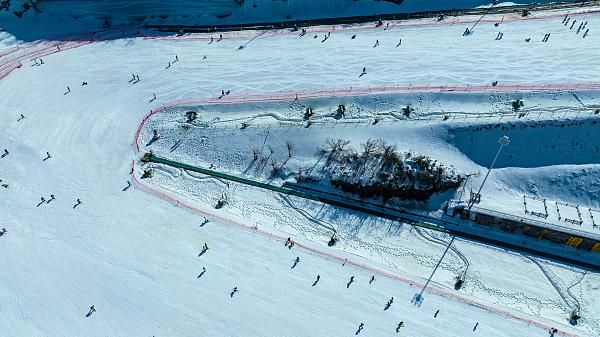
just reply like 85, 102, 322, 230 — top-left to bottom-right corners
565, 237, 583, 248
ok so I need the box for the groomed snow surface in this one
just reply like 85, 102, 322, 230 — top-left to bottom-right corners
1, 3, 600, 337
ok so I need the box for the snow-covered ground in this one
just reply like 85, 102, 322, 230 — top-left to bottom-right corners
1, 2, 600, 337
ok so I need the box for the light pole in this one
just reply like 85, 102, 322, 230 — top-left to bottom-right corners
469, 135, 510, 209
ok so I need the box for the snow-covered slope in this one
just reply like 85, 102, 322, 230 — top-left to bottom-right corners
1, 3, 599, 337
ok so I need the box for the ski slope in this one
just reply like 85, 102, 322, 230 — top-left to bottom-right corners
1, 3, 600, 337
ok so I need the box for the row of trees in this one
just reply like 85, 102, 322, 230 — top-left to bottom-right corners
319, 138, 462, 202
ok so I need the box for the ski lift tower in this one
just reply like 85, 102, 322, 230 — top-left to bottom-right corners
469, 135, 510, 209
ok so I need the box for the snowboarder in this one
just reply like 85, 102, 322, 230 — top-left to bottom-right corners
369, 275, 375, 284
434, 309, 440, 318
373, 39, 379, 48
583, 29, 589, 38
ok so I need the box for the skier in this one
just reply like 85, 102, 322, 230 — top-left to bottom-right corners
359, 67, 366, 78
166, 62, 171, 69
396, 39, 402, 47
357, 322, 364, 333
434, 309, 440, 318
473, 322, 479, 331
396, 321, 404, 332
40, 58, 44, 65
66, 86, 71, 93
288, 241, 295, 249
351, 34, 356, 39
87, 305, 96, 317
0, 228, 6, 237
570, 20, 576, 30
316, 274, 320, 282
369, 275, 375, 284
373, 39, 379, 48
349, 276, 354, 282
285, 237, 291, 246
218, 34, 223, 42
82, 81, 88, 86
175, 55, 179, 62
18, 114, 25, 121
136, 75, 140, 82
225, 90, 230, 95
76, 198, 82, 205
48, 194, 55, 203
2, 149, 8, 158
203, 243, 209, 251
231, 286, 238, 297
376, 18, 383, 27
492, 81, 498, 87
295, 256, 300, 263
153, 93, 156, 100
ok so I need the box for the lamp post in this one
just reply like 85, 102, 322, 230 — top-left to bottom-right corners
469, 135, 510, 209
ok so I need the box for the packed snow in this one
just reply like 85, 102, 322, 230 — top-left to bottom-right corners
1, 1, 600, 337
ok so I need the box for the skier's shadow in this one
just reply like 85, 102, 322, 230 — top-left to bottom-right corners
312, 280, 319, 287
197, 270, 206, 279
198, 249, 207, 257
291, 260, 299, 269
346, 280, 353, 288
85, 310, 93, 318
146, 138, 157, 147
